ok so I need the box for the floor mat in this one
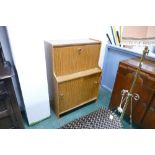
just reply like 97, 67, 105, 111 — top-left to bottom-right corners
60, 108, 123, 129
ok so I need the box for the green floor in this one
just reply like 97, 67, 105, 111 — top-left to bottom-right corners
23, 87, 137, 129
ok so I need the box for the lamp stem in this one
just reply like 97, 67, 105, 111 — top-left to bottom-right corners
120, 46, 149, 120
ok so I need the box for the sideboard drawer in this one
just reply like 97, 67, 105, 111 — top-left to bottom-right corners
53, 44, 101, 76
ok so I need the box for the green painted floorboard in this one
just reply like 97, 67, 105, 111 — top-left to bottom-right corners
23, 87, 138, 129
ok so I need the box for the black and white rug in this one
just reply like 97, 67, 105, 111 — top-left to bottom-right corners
60, 108, 123, 129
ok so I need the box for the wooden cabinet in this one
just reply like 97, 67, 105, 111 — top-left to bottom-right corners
0, 62, 24, 129
109, 57, 155, 128
44, 39, 102, 117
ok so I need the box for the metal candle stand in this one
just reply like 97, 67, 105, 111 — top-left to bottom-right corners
110, 46, 149, 128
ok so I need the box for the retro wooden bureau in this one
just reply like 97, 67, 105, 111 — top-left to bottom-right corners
109, 57, 155, 128
44, 39, 102, 117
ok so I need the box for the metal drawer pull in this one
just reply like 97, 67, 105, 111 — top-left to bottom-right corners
60, 94, 64, 99
94, 81, 99, 84
0, 110, 9, 119
142, 102, 147, 108
149, 107, 155, 112
77, 48, 83, 54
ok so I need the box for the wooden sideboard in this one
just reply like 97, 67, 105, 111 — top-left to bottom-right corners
45, 39, 102, 117
0, 62, 24, 129
109, 57, 155, 128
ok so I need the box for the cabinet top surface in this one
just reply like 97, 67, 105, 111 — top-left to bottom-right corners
121, 57, 155, 75
47, 38, 101, 47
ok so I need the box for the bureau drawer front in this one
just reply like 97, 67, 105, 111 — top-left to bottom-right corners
53, 44, 101, 76
58, 73, 101, 114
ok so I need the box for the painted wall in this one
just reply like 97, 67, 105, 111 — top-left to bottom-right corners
0, 26, 24, 109
7, 26, 51, 125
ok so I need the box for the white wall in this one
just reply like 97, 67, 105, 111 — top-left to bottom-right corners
7, 26, 51, 125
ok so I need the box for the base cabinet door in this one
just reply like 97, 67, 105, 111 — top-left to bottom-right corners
58, 73, 101, 114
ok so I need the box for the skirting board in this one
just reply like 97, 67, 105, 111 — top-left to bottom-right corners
101, 85, 112, 93
28, 114, 51, 126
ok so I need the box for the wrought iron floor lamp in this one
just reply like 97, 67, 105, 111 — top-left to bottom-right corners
110, 26, 155, 128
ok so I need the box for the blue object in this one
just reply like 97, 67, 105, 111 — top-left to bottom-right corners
106, 33, 112, 44
116, 31, 121, 46
110, 26, 116, 45
101, 44, 155, 92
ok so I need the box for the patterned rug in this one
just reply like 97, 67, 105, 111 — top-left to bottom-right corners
60, 108, 123, 129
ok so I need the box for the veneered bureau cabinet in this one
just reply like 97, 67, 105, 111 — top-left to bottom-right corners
109, 57, 155, 128
44, 39, 102, 117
